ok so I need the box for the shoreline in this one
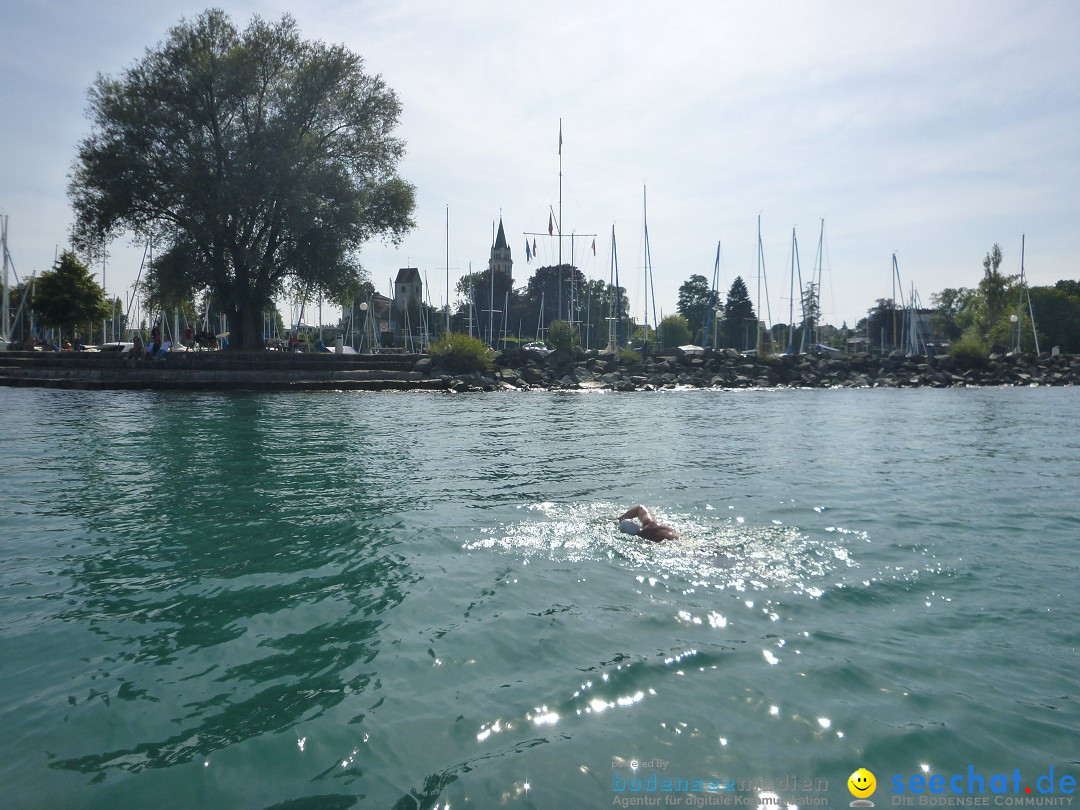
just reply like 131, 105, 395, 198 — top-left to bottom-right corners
0, 346, 1076, 392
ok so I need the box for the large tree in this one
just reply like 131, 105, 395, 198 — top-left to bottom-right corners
69, 10, 415, 350
864, 298, 902, 350
722, 276, 755, 351
522, 264, 586, 333
32, 251, 111, 339
1029, 284, 1080, 354
676, 274, 710, 342
456, 268, 517, 343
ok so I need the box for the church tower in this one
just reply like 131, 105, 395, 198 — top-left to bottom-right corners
488, 217, 513, 282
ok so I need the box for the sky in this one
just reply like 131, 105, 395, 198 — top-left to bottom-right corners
2, 0, 1079, 331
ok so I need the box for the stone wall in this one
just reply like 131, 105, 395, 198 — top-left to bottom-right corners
1, 346, 1076, 392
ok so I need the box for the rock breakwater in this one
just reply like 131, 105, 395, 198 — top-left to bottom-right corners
2, 346, 1074, 392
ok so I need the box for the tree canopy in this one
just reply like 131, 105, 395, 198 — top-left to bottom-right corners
31, 251, 111, 337
677, 274, 711, 342
1029, 284, 1080, 353
69, 9, 415, 349
722, 276, 755, 351
658, 314, 691, 348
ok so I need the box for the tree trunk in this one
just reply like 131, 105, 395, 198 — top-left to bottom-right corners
226, 302, 266, 351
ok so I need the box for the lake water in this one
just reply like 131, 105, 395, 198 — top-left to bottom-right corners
1, 386, 1077, 809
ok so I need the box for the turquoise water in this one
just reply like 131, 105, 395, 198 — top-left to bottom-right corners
1, 386, 1077, 809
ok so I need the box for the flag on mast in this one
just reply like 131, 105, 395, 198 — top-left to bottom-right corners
525, 239, 532, 262
559, 120, 562, 155
548, 213, 553, 236
591, 238, 596, 256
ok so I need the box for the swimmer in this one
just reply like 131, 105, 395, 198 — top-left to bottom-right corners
616, 505, 680, 542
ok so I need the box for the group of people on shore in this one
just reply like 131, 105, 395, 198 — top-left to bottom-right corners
14, 325, 222, 356
125, 326, 219, 358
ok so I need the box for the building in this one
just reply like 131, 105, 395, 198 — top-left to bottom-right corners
488, 218, 513, 282
392, 267, 423, 329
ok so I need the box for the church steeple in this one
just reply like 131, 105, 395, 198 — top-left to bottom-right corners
488, 216, 513, 282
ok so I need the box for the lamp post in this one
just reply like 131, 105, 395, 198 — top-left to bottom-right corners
359, 301, 369, 354
1010, 313, 1019, 354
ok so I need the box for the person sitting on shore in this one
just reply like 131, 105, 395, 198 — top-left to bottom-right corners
128, 333, 144, 359
616, 505, 681, 542
146, 326, 162, 358
146, 326, 172, 359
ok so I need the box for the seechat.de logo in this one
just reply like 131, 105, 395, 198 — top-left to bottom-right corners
849, 768, 877, 807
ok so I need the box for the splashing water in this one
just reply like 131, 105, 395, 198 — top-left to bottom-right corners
462, 500, 859, 599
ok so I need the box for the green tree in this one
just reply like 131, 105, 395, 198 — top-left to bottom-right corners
31, 251, 111, 338
546, 320, 580, 352
1055, 279, 1080, 298
800, 281, 820, 350
722, 276, 755, 351
657, 314, 691, 348
676, 274, 710, 342
979, 244, 1011, 332
1029, 285, 1080, 353
578, 278, 628, 351
930, 287, 978, 340
960, 243, 1017, 349
521, 264, 585, 333
865, 298, 901, 351
456, 268, 517, 343
69, 10, 415, 350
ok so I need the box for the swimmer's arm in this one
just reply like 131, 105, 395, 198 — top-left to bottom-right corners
617, 505, 653, 524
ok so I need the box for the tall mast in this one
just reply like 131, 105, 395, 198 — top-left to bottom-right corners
787, 228, 796, 354
558, 118, 563, 322
1020, 234, 1040, 354
813, 218, 825, 346
607, 225, 619, 350
445, 206, 450, 333
794, 228, 806, 354
643, 185, 649, 347
1, 215, 10, 343
756, 215, 771, 355
756, 215, 762, 354
703, 241, 721, 349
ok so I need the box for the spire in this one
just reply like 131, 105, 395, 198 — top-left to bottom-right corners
488, 215, 513, 284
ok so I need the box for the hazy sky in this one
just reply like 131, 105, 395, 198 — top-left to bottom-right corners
2, 0, 1078, 330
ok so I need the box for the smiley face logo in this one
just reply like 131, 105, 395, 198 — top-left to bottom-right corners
848, 768, 877, 798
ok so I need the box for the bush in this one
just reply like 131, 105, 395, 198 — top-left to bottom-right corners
658, 314, 692, 348
949, 335, 989, 370
546, 320, 580, 353
429, 332, 492, 373
618, 347, 642, 363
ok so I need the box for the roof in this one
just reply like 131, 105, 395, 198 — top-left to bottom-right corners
395, 267, 421, 284
493, 218, 508, 250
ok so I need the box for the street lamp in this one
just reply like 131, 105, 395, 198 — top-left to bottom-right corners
359, 301, 369, 354
1010, 313, 1019, 354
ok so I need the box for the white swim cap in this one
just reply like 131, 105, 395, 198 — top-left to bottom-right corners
618, 520, 641, 536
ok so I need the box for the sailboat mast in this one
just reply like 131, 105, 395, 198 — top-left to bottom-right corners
1, 215, 10, 343
643, 186, 649, 347
794, 229, 806, 354
558, 118, 563, 322
756, 215, 771, 355
787, 228, 796, 354
703, 241, 721, 350
756, 215, 762, 354
814, 218, 825, 347
445, 206, 450, 334
1021, 234, 1040, 354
